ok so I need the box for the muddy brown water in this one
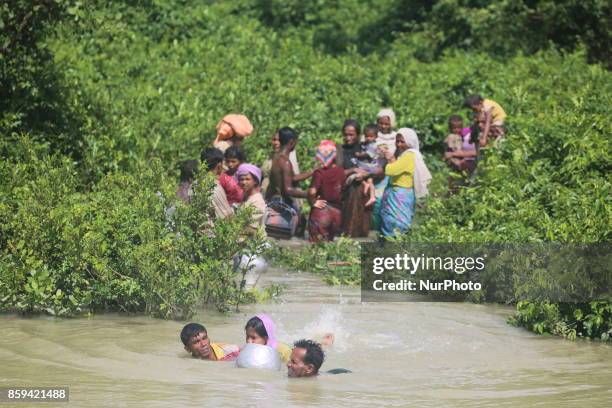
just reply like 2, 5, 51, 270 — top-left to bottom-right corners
1, 267, 611, 407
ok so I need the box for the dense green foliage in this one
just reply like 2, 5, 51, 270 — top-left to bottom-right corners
0, 138, 268, 318
250, 0, 611, 65
1, 1, 609, 336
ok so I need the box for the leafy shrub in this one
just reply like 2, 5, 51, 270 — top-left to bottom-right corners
0, 138, 266, 318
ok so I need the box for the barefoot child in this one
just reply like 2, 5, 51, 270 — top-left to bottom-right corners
465, 95, 506, 147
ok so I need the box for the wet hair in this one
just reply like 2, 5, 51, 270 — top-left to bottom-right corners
464, 95, 483, 108
224, 145, 246, 162
245, 316, 268, 341
200, 147, 224, 171
448, 115, 463, 127
179, 160, 199, 183
342, 119, 360, 135
180, 323, 206, 346
364, 123, 378, 136
278, 127, 298, 146
293, 339, 324, 373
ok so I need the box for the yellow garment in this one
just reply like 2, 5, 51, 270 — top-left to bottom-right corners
385, 151, 415, 188
211, 342, 240, 361
483, 99, 507, 124
276, 342, 292, 364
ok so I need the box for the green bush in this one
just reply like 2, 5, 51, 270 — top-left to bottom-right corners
0, 138, 266, 318
0, 1, 609, 334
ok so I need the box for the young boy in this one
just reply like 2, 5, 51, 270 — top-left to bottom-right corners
200, 147, 234, 219
224, 145, 246, 180
180, 323, 240, 361
221, 145, 245, 205
444, 115, 476, 172
465, 95, 506, 147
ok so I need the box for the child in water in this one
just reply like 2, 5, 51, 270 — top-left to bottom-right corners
245, 314, 292, 363
244, 314, 336, 364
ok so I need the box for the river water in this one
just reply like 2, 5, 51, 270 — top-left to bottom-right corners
1, 267, 611, 407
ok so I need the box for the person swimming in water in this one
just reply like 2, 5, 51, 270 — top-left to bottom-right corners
287, 339, 351, 378
180, 323, 240, 361
244, 314, 336, 363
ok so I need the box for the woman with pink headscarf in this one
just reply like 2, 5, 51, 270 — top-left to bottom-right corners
213, 114, 254, 153
245, 314, 292, 363
307, 140, 346, 242
235, 163, 266, 236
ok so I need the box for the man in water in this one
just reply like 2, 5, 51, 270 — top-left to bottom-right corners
180, 323, 239, 361
287, 339, 324, 377
287, 338, 351, 377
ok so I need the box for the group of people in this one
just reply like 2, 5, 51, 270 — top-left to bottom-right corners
178, 94, 506, 242
443, 95, 507, 187
180, 314, 338, 378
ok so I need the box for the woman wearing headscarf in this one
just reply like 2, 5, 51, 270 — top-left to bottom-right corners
376, 108, 397, 156
213, 114, 254, 153
307, 140, 346, 242
380, 128, 432, 238
371, 108, 398, 231
337, 119, 374, 237
245, 314, 292, 363
236, 163, 266, 236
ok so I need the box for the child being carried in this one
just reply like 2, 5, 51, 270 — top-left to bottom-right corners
349, 124, 383, 207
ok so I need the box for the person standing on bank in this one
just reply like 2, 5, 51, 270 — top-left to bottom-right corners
376, 108, 397, 156
265, 127, 308, 237
338, 120, 374, 238
236, 163, 267, 236
308, 140, 345, 242
380, 128, 431, 238
213, 114, 254, 153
